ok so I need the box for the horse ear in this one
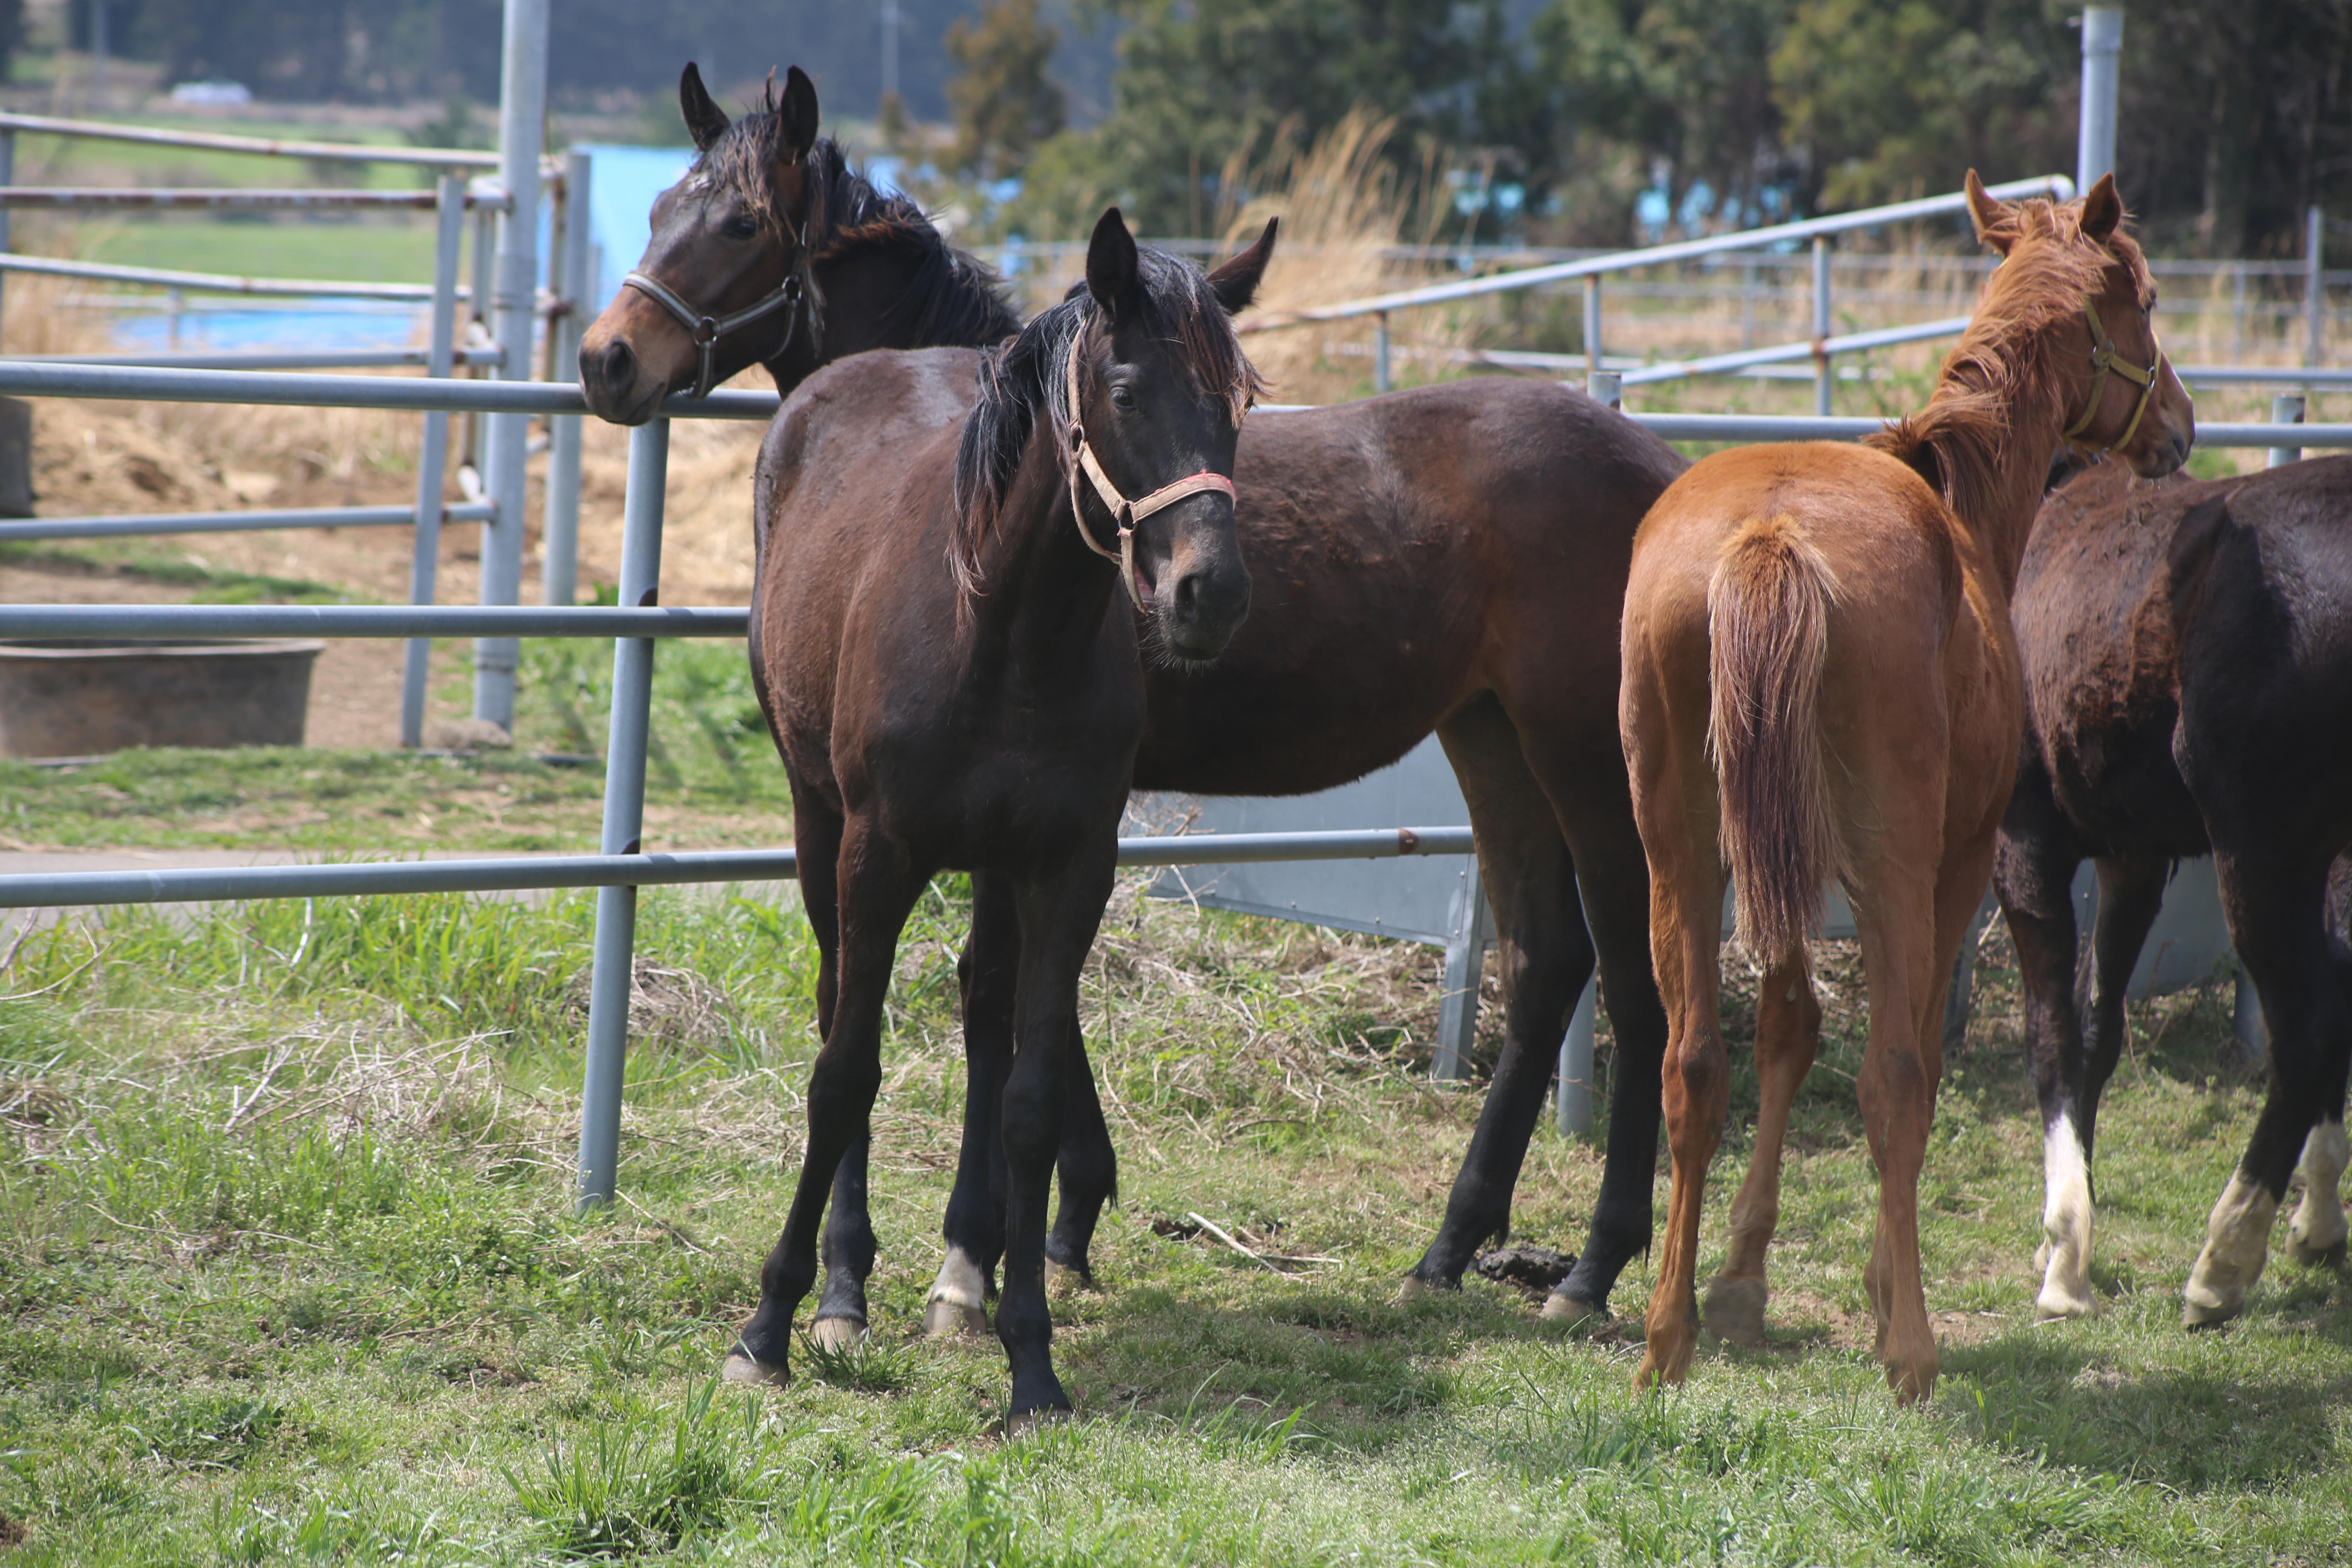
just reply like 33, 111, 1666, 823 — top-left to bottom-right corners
775, 65, 820, 163
1207, 217, 1278, 316
2079, 173, 2123, 243
680, 62, 730, 152
1964, 169, 2016, 256
1085, 207, 1140, 323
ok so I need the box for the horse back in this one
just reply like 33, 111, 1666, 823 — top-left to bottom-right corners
750, 348, 985, 805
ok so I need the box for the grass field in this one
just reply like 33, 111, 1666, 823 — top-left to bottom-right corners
4, 865, 2349, 1565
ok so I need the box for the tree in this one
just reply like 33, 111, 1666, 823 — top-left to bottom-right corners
945, 0, 1066, 181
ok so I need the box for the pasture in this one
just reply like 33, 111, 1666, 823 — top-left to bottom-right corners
4, 858, 2349, 1564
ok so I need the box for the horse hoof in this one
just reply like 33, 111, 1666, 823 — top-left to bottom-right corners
2033, 1279, 2098, 1321
1044, 1259, 1094, 1293
1394, 1276, 1432, 1305
925, 1299, 989, 1339
808, 1316, 866, 1352
1702, 1276, 1767, 1346
2180, 1281, 2248, 1329
1005, 1405, 1074, 1439
1539, 1292, 1605, 1325
2285, 1230, 2349, 1270
722, 1351, 789, 1388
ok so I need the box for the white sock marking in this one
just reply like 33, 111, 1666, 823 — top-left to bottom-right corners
2036, 1112, 2098, 1319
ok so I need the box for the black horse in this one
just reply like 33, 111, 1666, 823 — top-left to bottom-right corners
1997, 454, 2352, 1326
578, 66, 1686, 1353
721, 208, 1272, 1423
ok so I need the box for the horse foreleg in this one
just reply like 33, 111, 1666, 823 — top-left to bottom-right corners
2286, 855, 2352, 1269
929, 872, 1017, 1337
1703, 953, 1821, 1347
997, 842, 1117, 1427
1046, 1018, 1117, 1287
729, 821, 923, 1386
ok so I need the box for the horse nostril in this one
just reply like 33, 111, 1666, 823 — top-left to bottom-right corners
590, 339, 635, 391
1174, 573, 1201, 616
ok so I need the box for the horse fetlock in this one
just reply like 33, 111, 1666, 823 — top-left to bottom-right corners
2183, 1173, 2278, 1327
1702, 1274, 1769, 1346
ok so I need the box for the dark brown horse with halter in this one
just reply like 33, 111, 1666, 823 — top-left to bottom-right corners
1618, 173, 2193, 1403
576, 67, 1692, 1353
1998, 452, 2352, 1327
717, 207, 1273, 1423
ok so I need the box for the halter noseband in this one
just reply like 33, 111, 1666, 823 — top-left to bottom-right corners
2060, 300, 2163, 455
1062, 340, 1236, 607
622, 217, 813, 399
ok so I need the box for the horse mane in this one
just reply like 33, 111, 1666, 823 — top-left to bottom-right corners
686, 84, 1022, 352
1866, 198, 2154, 530
949, 247, 1265, 598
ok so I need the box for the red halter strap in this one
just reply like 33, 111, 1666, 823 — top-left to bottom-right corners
1063, 341, 1236, 606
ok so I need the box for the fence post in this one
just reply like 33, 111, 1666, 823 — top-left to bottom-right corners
0, 127, 16, 340
579, 417, 668, 1209
2077, 7, 2122, 193
1556, 976, 1597, 1140
2269, 392, 2305, 469
542, 149, 592, 606
2308, 205, 2326, 371
1433, 858, 1492, 1081
400, 174, 470, 749
1583, 274, 1603, 378
1812, 236, 1833, 416
472, 0, 550, 733
463, 198, 495, 472
1373, 310, 1392, 395
1585, 369, 1620, 410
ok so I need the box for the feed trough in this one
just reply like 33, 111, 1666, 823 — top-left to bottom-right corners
0, 638, 325, 757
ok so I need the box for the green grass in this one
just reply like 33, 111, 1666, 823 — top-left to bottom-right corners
72, 217, 442, 288
2, 874, 2348, 1564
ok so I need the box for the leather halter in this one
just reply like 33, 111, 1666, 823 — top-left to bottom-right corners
2061, 300, 2164, 455
1062, 340, 1236, 607
622, 218, 813, 399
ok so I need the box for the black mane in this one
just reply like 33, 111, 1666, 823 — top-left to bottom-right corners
689, 85, 1020, 352
949, 245, 1262, 595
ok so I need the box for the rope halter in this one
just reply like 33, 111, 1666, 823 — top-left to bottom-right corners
1062, 338, 1237, 608
2060, 300, 2164, 456
622, 216, 813, 399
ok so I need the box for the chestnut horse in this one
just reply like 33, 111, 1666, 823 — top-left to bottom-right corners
1998, 454, 2352, 1325
1617, 173, 2194, 1401
720, 209, 1272, 1423
579, 67, 1690, 1345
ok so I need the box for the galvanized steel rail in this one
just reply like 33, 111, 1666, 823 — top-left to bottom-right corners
0, 109, 501, 168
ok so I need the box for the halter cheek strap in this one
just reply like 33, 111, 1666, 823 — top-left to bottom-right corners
1063, 343, 1236, 607
622, 218, 813, 399
2061, 300, 2164, 456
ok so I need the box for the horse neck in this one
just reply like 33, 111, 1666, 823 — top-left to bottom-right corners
968, 422, 1125, 676
1920, 341, 2072, 596
762, 241, 1009, 398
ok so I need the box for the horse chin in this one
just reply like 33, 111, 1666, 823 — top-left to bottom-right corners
1143, 610, 1231, 671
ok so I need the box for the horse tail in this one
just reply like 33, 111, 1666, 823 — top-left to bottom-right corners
1708, 512, 1841, 966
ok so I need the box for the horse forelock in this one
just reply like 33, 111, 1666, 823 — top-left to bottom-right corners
949, 247, 1263, 600
1868, 196, 2152, 528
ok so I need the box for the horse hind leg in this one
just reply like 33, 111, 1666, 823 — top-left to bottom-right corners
2287, 1118, 2351, 1267
810, 1136, 876, 1348
927, 872, 1018, 1339
1702, 951, 1822, 1347
1045, 1017, 1117, 1288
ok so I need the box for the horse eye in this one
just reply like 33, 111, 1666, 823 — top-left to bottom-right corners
724, 214, 760, 240
1110, 384, 1136, 411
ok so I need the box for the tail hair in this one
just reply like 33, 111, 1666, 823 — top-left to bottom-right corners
1708, 513, 1841, 964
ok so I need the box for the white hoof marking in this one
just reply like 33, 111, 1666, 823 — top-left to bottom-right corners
925, 1247, 991, 1338
2288, 1119, 2350, 1267
2036, 1114, 2098, 1320
2183, 1173, 2279, 1327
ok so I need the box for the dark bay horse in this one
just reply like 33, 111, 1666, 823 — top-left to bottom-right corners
580, 67, 1692, 1348
722, 208, 1273, 1422
578, 64, 1018, 425
1618, 174, 2192, 1402
1997, 453, 2352, 1325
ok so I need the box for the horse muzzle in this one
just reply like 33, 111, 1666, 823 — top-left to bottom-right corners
578, 335, 669, 427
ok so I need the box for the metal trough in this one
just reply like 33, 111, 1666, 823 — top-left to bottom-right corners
0, 638, 324, 757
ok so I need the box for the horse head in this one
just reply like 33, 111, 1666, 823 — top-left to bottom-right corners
579, 63, 821, 423
1967, 171, 2195, 479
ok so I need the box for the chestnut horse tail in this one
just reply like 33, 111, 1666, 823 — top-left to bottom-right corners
1707, 512, 1842, 965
